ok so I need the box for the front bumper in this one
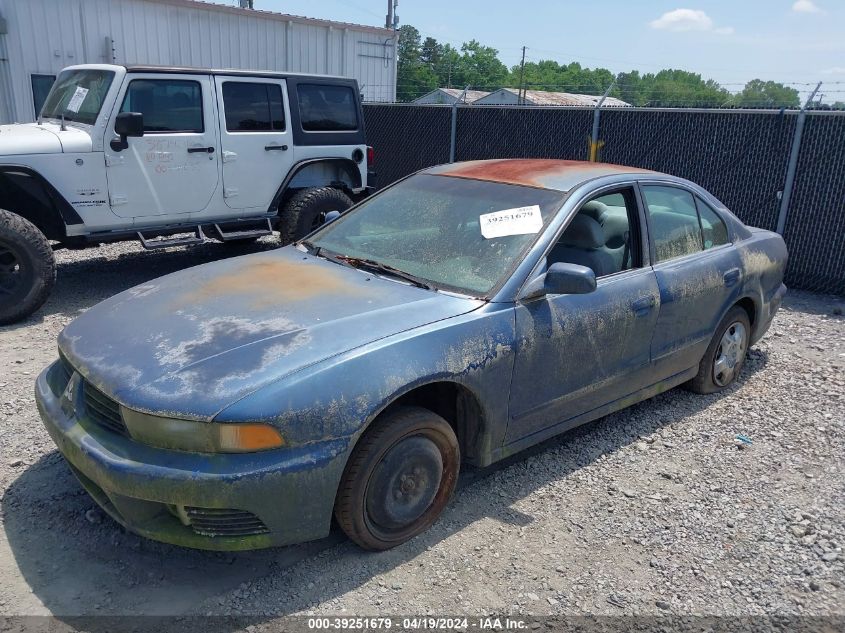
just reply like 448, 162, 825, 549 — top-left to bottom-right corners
35, 360, 349, 550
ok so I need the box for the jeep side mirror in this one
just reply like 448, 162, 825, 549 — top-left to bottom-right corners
521, 262, 597, 300
111, 112, 144, 151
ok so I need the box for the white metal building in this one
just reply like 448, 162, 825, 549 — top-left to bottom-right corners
475, 88, 630, 107
0, 0, 397, 123
413, 88, 490, 105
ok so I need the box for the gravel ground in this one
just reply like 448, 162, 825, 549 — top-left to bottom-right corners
0, 239, 843, 623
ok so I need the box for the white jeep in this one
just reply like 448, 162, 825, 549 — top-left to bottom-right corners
0, 64, 374, 324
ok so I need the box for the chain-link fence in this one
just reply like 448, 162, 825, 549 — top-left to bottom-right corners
362, 103, 845, 295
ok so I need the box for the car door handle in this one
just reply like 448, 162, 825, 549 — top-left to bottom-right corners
187, 146, 215, 154
631, 296, 656, 315
265, 144, 288, 151
723, 268, 741, 287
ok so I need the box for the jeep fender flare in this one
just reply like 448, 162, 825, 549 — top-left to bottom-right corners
269, 158, 362, 214
0, 165, 82, 240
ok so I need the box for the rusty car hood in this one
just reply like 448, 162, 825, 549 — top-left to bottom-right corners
58, 248, 484, 419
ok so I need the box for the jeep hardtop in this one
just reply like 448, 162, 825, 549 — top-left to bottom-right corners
0, 63, 375, 323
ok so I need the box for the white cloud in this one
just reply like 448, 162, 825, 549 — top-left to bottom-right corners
792, 0, 823, 13
821, 67, 845, 74
650, 8, 734, 35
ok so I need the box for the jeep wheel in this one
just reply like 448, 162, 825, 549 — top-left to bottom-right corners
280, 187, 352, 246
0, 209, 56, 325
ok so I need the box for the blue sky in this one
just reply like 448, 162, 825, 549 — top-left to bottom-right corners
214, 1, 845, 102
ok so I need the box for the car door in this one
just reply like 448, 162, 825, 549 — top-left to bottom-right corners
640, 183, 743, 377
104, 73, 220, 219
506, 185, 661, 444
215, 76, 294, 214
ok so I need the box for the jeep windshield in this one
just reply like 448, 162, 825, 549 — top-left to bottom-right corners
40, 69, 115, 126
305, 174, 565, 297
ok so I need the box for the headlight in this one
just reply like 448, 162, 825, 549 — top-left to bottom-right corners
121, 407, 285, 453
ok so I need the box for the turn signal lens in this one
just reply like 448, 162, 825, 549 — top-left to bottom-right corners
217, 424, 286, 452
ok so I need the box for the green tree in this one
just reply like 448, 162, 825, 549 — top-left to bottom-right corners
734, 79, 800, 108
396, 25, 438, 101
451, 40, 509, 90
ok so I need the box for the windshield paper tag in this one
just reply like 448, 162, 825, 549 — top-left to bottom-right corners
66, 87, 89, 113
480, 205, 543, 239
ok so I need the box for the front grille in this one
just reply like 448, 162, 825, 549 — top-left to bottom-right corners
56, 355, 73, 386
82, 381, 129, 436
185, 507, 270, 537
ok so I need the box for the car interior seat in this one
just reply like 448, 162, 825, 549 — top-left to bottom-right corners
548, 214, 616, 277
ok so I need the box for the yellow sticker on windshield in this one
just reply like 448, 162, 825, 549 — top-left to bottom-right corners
480, 205, 543, 239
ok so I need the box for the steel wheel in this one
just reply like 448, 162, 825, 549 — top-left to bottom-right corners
713, 321, 747, 387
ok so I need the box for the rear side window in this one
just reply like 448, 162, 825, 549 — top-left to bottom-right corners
642, 186, 703, 262
696, 199, 729, 249
120, 79, 203, 133
222, 82, 285, 132
297, 84, 358, 131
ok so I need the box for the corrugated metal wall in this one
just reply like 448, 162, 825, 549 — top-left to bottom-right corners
0, 0, 396, 122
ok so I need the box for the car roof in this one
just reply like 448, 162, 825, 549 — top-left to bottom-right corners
425, 159, 661, 192
123, 64, 355, 83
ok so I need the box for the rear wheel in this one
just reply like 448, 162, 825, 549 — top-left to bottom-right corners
335, 406, 460, 551
0, 209, 56, 325
687, 306, 751, 394
279, 187, 352, 246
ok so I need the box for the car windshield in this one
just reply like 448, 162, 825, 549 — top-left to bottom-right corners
40, 69, 115, 126
307, 174, 566, 296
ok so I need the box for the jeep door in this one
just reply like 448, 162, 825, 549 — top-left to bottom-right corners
215, 76, 294, 214
104, 73, 220, 220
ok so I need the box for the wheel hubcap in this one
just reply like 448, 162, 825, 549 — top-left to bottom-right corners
713, 321, 747, 386
366, 435, 443, 530
0, 244, 23, 297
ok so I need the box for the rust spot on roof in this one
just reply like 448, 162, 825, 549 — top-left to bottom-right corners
430, 159, 656, 190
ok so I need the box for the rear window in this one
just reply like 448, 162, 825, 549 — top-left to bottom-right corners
297, 84, 358, 131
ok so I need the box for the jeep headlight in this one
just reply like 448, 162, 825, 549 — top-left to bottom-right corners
121, 407, 285, 453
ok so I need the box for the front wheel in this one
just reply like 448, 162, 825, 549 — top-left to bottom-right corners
334, 406, 460, 551
0, 209, 56, 325
686, 306, 751, 394
279, 187, 352, 246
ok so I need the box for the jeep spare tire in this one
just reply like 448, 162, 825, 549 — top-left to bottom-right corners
0, 209, 56, 325
280, 187, 352, 245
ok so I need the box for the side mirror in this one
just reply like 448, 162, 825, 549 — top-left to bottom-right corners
521, 262, 597, 300
110, 112, 144, 151
323, 210, 342, 225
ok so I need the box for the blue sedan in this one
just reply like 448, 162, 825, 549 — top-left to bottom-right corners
35, 159, 788, 551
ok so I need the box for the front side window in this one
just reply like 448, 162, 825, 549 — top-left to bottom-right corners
222, 82, 285, 132
549, 188, 641, 278
120, 79, 203, 133
696, 199, 730, 249
40, 69, 115, 126
642, 185, 704, 262
297, 84, 358, 131
307, 174, 565, 296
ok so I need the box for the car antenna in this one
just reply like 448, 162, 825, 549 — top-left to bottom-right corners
60, 113, 66, 131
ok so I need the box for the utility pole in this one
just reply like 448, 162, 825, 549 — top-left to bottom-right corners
385, 0, 394, 30
517, 46, 527, 105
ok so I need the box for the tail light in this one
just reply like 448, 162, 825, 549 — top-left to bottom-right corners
366, 145, 375, 166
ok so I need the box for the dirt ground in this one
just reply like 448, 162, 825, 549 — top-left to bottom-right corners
0, 239, 843, 624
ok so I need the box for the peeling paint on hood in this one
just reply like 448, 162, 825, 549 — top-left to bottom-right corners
58, 247, 483, 420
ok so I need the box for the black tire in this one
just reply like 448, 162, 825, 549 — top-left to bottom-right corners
335, 406, 460, 551
0, 209, 56, 325
686, 306, 751, 394
279, 187, 352, 246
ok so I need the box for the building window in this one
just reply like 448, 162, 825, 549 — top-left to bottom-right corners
222, 82, 285, 132
297, 84, 358, 131
31, 74, 56, 118
120, 79, 203, 133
